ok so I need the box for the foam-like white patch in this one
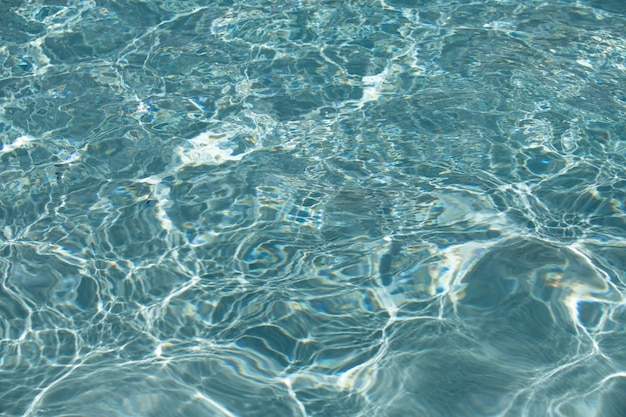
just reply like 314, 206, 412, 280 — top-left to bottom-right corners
361, 68, 389, 104
1, 135, 34, 154
176, 131, 245, 167
174, 113, 275, 169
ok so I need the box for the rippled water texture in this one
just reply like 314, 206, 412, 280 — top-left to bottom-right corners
1, 1, 626, 416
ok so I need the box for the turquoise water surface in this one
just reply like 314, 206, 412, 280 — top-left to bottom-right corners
1, 1, 626, 416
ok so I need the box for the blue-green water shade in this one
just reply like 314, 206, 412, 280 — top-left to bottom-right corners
1, 1, 625, 416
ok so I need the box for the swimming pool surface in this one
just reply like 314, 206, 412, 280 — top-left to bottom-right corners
1, 1, 626, 416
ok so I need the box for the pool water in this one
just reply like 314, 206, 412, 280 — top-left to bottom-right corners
1, 1, 625, 416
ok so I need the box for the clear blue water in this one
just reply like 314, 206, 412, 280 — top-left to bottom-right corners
1, 1, 625, 416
